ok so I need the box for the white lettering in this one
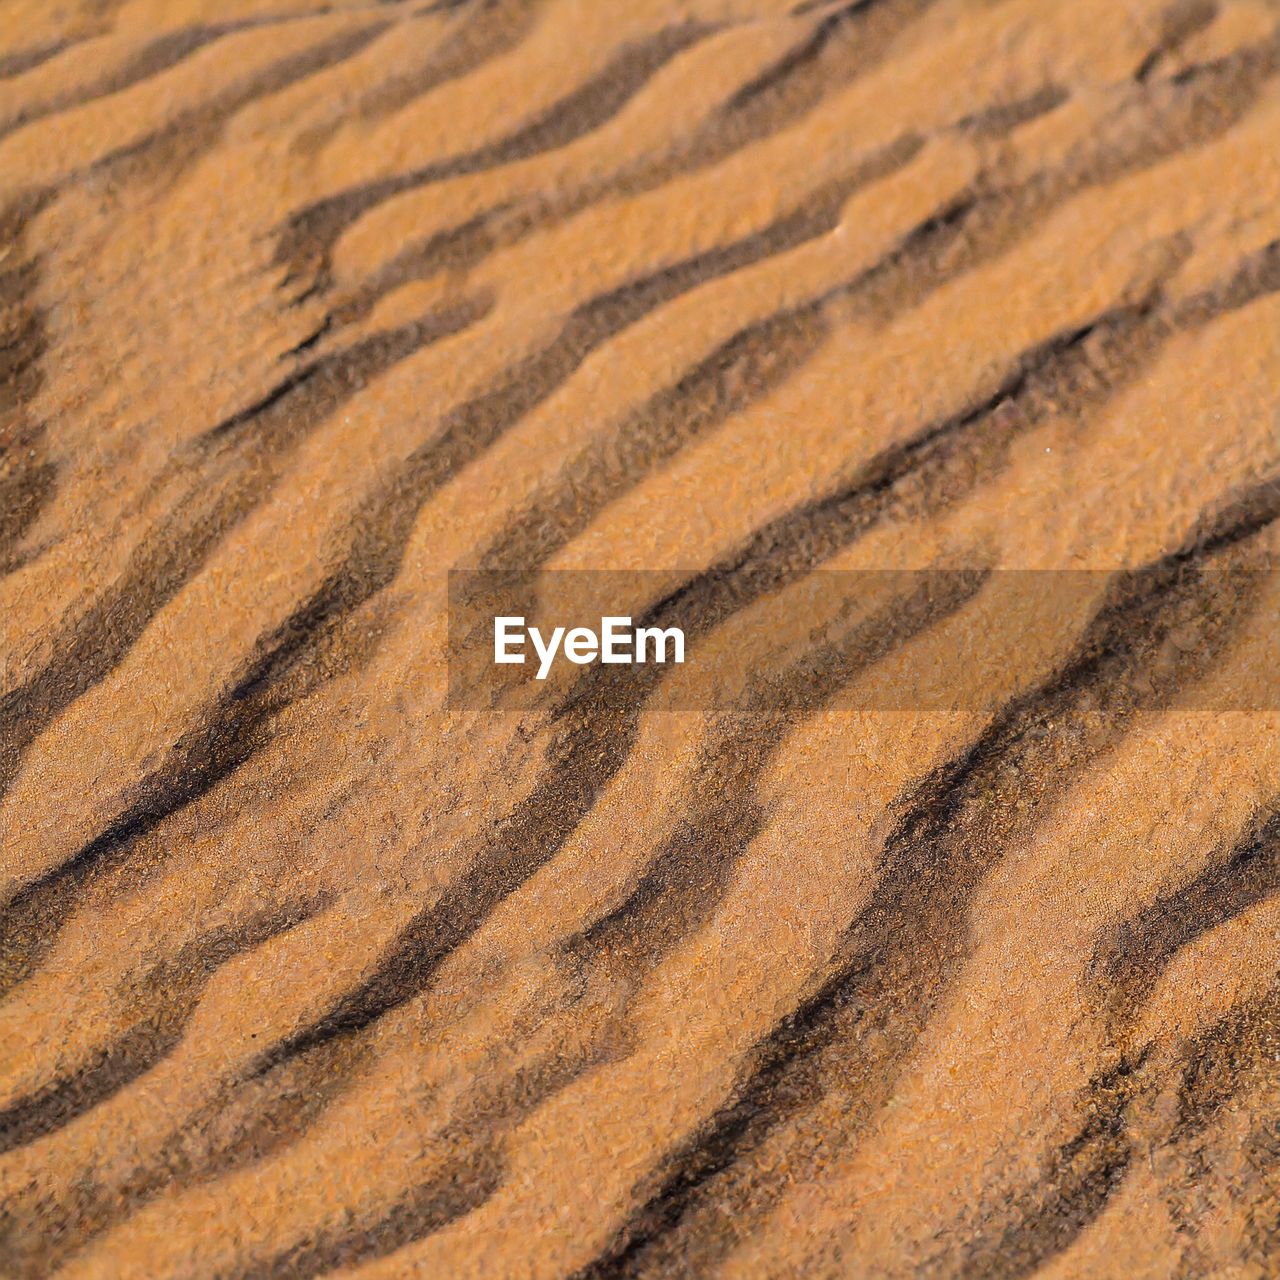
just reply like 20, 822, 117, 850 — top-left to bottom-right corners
601, 616, 631, 663
492, 616, 685, 676
529, 625, 565, 680
495, 616, 526, 664
635, 625, 685, 665
564, 626, 599, 664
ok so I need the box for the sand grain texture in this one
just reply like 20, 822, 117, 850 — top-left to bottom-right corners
1, 0, 1279, 1276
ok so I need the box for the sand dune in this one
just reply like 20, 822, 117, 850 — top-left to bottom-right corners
1, 1, 1278, 1275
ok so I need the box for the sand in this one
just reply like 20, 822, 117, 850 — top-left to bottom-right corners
1, 1, 1278, 1275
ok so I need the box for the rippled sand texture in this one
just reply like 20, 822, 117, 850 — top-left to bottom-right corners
2, 0, 1280, 1276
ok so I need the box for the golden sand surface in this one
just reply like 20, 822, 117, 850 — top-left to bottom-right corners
1, 0, 1279, 1275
